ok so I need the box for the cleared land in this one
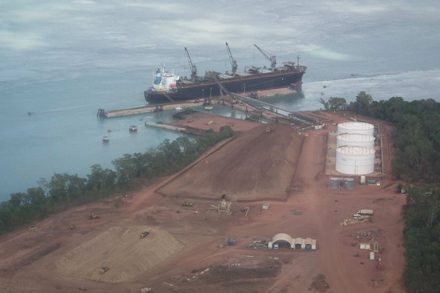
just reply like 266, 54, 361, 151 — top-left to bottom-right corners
55, 226, 184, 283
158, 123, 303, 201
0, 111, 406, 293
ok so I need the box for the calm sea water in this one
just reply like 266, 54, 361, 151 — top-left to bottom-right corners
1, 0, 440, 201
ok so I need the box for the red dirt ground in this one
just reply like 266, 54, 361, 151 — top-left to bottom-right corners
158, 123, 303, 201
0, 111, 406, 293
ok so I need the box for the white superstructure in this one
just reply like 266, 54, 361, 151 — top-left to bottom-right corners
151, 66, 179, 92
336, 146, 375, 175
337, 134, 375, 149
337, 122, 374, 136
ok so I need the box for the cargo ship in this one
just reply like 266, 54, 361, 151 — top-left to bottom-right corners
144, 43, 306, 103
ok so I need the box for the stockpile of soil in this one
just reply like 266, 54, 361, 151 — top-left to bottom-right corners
159, 124, 303, 201
55, 226, 184, 283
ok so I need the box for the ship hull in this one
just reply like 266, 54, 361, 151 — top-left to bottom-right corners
145, 70, 305, 103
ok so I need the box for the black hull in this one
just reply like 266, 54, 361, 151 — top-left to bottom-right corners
145, 70, 305, 103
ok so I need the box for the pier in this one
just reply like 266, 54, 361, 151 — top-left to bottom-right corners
97, 101, 205, 118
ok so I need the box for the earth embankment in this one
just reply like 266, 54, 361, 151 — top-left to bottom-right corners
158, 124, 303, 201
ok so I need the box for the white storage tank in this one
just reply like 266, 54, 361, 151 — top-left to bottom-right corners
337, 122, 374, 136
336, 146, 375, 175
337, 134, 375, 149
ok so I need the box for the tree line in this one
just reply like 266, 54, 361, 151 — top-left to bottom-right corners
402, 185, 440, 293
325, 92, 440, 292
0, 126, 235, 235
348, 92, 440, 183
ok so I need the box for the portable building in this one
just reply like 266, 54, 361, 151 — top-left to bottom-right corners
329, 178, 341, 188
344, 178, 355, 189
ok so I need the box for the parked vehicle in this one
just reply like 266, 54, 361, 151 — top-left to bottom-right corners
353, 209, 374, 217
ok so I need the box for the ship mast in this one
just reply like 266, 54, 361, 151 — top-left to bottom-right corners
254, 44, 276, 70
184, 47, 197, 82
225, 42, 238, 75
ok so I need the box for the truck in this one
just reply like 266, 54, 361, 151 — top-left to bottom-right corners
353, 209, 374, 217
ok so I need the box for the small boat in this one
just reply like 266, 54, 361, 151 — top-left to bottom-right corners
205, 106, 213, 111
175, 106, 182, 110
129, 125, 138, 132
103, 136, 110, 142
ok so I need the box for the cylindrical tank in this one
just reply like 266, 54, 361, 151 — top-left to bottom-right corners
344, 178, 355, 189
336, 146, 375, 175
337, 134, 375, 149
337, 122, 374, 136
329, 178, 341, 188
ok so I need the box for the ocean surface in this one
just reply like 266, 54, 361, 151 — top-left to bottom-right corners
1, 0, 440, 201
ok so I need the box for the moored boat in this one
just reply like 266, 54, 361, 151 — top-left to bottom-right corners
144, 44, 306, 103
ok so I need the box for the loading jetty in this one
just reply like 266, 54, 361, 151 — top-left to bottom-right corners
97, 100, 205, 118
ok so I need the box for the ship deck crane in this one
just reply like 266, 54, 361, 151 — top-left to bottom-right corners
184, 47, 197, 82
254, 44, 276, 70
225, 42, 237, 75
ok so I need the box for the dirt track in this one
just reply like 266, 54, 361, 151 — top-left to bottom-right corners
0, 111, 406, 293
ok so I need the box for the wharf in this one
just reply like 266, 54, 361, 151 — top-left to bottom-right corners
97, 101, 204, 118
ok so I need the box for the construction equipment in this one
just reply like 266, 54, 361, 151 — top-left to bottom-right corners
99, 267, 110, 275
140, 231, 150, 239
89, 213, 100, 220
184, 47, 197, 82
265, 127, 273, 133
225, 42, 238, 75
182, 201, 194, 207
254, 44, 277, 70
211, 199, 232, 215
225, 237, 236, 246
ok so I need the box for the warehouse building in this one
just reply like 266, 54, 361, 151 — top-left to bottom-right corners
268, 233, 316, 250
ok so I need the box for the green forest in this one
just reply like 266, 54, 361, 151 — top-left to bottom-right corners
0, 125, 235, 235
349, 93, 440, 293
402, 185, 440, 293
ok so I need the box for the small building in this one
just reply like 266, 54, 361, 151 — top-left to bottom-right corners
360, 243, 371, 250
294, 238, 302, 249
268, 233, 316, 250
268, 233, 293, 249
305, 238, 312, 250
